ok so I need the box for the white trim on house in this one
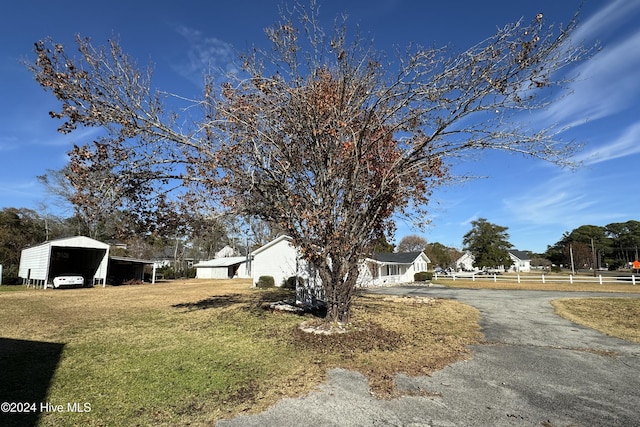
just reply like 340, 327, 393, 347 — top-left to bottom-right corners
357, 251, 431, 286
455, 251, 476, 272
509, 251, 532, 272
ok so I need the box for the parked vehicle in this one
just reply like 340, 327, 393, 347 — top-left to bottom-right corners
52, 274, 85, 288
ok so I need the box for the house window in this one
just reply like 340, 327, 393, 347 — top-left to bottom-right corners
387, 265, 400, 275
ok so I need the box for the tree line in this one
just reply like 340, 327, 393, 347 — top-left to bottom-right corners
545, 221, 640, 270
397, 218, 640, 272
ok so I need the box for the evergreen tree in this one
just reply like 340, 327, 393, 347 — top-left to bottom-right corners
463, 218, 513, 269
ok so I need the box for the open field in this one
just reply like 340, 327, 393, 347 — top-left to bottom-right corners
0, 279, 480, 426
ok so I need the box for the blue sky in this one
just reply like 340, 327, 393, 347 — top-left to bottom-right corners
1, 0, 639, 253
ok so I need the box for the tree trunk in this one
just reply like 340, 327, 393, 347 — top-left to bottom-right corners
318, 257, 359, 323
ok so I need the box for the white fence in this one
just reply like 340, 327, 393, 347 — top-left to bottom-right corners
434, 272, 638, 285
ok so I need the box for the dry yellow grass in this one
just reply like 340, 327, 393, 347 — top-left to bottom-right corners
0, 279, 481, 426
551, 298, 640, 343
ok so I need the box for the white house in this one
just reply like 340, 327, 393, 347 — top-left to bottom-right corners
250, 235, 323, 305
509, 250, 532, 272
357, 251, 430, 286
251, 236, 432, 287
454, 250, 532, 272
193, 256, 251, 279
250, 235, 319, 287
455, 251, 476, 272
19, 236, 111, 287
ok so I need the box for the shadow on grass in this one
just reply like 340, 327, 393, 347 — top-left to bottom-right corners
172, 294, 248, 311
0, 338, 65, 427
172, 288, 298, 312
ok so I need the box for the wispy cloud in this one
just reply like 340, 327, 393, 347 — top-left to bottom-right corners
542, 32, 640, 128
171, 25, 239, 86
536, 1, 640, 129
502, 171, 628, 228
573, 122, 640, 165
570, 0, 640, 43
459, 212, 481, 227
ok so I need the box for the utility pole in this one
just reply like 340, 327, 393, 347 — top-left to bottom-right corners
569, 244, 575, 275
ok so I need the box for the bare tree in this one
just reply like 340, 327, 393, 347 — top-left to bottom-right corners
27, 2, 591, 322
397, 235, 428, 253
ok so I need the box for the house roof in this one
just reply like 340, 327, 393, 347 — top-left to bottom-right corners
109, 256, 155, 265
250, 235, 293, 256
369, 251, 426, 264
24, 235, 110, 251
509, 250, 531, 261
193, 256, 247, 268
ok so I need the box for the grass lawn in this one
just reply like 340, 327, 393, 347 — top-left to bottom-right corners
551, 298, 640, 343
0, 279, 480, 426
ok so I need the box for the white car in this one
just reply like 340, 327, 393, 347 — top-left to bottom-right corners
52, 274, 85, 288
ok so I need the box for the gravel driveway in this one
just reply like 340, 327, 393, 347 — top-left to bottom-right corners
218, 286, 640, 427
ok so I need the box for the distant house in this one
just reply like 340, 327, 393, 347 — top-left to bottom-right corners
193, 256, 250, 279
357, 252, 430, 286
453, 250, 531, 273
153, 246, 196, 270
214, 245, 238, 258
455, 251, 476, 271
509, 250, 531, 272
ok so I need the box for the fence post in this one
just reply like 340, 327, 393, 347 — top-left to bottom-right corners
599, 275, 603, 285
472, 274, 475, 282
542, 274, 545, 284
452, 274, 456, 281
569, 274, 573, 284
493, 274, 497, 282
517, 274, 521, 284
633, 275, 636, 285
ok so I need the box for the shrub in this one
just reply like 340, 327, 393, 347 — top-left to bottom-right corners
414, 271, 432, 282
157, 265, 176, 279
283, 276, 304, 289
256, 276, 275, 288
550, 265, 562, 273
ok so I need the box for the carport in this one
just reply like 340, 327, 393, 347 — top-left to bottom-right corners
108, 256, 156, 285
19, 236, 110, 287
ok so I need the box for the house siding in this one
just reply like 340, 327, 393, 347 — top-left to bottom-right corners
357, 252, 430, 286
251, 237, 300, 287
